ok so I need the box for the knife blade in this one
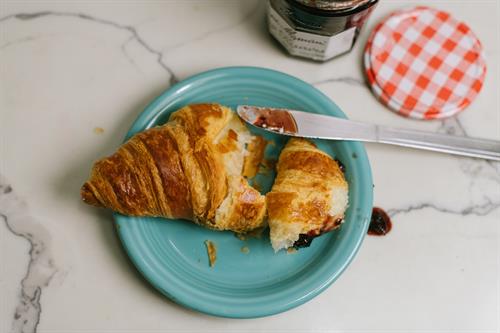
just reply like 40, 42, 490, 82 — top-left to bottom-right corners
236, 105, 500, 161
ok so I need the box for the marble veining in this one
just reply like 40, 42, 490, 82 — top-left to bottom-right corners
120, 36, 140, 70
162, 1, 263, 54
386, 115, 500, 218
0, 177, 57, 333
0, 11, 181, 332
0, 35, 40, 50
388, 197, 500, 218
0, 11, 179, 85
312, 76, 366, 87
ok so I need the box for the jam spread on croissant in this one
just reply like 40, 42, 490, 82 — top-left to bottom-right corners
294, 234, 315, 248
293, 216, 343, 248
335, 158, 346, 173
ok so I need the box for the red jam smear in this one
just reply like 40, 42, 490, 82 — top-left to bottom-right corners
368, 207, 392, 236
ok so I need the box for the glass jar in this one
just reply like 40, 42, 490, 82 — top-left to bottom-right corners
268, 0, 378, 61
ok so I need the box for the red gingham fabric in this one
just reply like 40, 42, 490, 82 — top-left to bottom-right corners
364, 7, 486, 120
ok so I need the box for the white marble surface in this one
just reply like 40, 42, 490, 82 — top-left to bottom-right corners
1, 0, 499, 332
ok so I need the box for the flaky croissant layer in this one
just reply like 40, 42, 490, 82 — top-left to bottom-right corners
81, 104, 267, 233
267, 138, 349, 251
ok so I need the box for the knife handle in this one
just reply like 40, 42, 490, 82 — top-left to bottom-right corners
377, 126, 500, 161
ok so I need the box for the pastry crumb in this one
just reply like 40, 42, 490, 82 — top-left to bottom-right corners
204, 240, 217, 267
93, 127, 104, 134
240, 246, 250, 254
287, 248, 297, 254
234, 227, 265, 241
247, 226, 265, 239
235, 233, 247, 241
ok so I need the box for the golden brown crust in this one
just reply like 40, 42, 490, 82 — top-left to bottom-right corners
170, 103, 228, 138
163, 124, 208, 218
278, 151, 338, 178
81, 103, 266, 232
266, 138, 348, 236
80, 183, 100, 207
94, 153, 151, 215
266, 192, 296, 223
136, 127, 192, 219
192, 141, 227, 220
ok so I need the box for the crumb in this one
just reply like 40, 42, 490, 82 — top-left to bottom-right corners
234, 227, 266, 241
93, 127, 104, 134
287, 248, 297, 254
246, 226, 265, 239
234, 233, 247, 241
241, 246, 250, 254
204, 240, 217, 267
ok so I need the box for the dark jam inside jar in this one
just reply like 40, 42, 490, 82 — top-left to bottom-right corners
268, 0, 378, 61
291, 0, 378, 34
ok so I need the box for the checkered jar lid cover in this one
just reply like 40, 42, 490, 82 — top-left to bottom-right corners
364, 7, 486, 120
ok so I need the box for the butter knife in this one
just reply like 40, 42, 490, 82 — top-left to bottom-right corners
237, 105, 500, 161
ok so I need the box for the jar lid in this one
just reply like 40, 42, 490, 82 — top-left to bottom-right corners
364, 6, 486, 119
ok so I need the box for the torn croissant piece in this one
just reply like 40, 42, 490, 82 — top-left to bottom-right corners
266, 138, 348, 252
81, 103, 266, 233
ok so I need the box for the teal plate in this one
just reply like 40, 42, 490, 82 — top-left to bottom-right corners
115, 66, 373, 318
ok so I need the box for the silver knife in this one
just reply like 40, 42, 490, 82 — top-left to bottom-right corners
237, 105, 500, 161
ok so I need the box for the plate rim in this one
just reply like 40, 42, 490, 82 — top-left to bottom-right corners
115, 66, 373, 318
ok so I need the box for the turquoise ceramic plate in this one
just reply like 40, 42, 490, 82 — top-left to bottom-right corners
115, 67, 373, 318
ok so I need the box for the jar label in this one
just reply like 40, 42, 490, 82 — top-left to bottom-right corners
268, 6, 356, 61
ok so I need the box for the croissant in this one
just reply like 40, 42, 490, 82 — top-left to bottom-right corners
81, 104, 267, 233
266, 138, 348, 251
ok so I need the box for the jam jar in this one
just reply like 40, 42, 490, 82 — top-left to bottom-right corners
268, 0, 378, 61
